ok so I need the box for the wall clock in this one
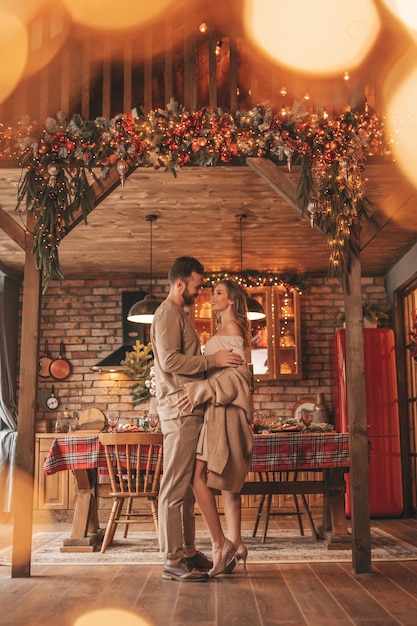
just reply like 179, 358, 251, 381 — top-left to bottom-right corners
46, 386, 59, 410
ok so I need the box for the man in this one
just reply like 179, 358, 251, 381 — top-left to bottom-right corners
151, 256, 243, 582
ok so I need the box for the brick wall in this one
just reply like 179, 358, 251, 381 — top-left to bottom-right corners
35, 275, 388, 431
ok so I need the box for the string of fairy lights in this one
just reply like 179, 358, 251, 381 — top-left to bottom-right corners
202, 271, 306, 293
0, 101, 389, 292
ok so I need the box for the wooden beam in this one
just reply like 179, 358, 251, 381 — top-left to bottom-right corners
246, 157, 301, 213
344, 253, 372, 574
11, 213, 41, 577
0, 205, 26, 250
64, 166, 135, 235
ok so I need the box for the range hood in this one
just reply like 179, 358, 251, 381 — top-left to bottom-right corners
91, 291, 148, 372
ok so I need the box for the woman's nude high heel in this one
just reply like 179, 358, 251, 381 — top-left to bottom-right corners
209, 539, 235, 578
225, 543, 248, 574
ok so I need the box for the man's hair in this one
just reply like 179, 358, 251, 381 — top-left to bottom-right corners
168, 256, 204, 284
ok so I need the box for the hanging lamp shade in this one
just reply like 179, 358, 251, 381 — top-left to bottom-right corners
127, 293, 160, 324
236, 213, 266, 321
127, 214, 161, 324
246, 295, 266, 321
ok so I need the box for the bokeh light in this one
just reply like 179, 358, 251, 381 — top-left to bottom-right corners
74, 609, 151, 626
385, 46, 417, 188
243, 0, 380, 76
382, 0, 417, 37
0, 11, 28, 104
61, 0, 174, 32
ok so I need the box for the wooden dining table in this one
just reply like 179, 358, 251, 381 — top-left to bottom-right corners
43, 431, 350, 552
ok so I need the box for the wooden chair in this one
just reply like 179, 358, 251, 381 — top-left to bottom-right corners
252, 471, 318, 543
98, 432, 163, 553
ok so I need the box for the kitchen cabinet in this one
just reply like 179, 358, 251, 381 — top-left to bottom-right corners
191, 285, 302, 381
34, 434, 76, 510
273, 286, 302, 380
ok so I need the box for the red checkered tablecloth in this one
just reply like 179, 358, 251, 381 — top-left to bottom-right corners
250, 432, 350, 472
43, 432, 349, 476
43, 435, 110, 475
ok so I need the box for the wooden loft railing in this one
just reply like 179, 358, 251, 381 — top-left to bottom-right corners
0, 2, 377, 124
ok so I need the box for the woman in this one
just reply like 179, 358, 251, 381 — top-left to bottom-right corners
178, 279, 254, 577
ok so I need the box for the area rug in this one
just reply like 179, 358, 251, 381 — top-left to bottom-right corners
1, 528, 417, 566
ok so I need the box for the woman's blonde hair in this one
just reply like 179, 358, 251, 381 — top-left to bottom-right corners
214, 279, 251, 348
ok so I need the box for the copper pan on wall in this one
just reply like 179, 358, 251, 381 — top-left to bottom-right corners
39, 340, 53, 378
49, 341, 72, 380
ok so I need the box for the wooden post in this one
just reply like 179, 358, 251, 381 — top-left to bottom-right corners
344, 252, 372, 574
183, 4, 196, 112
11, 214, 42, 578
123, 39, 132, 114
102, 40, 111, 119
229, 29, 238, 112
164, 18, 173, 104
208, 30, 217, 109
81, 36, 91, 120
144, 30, 153, 113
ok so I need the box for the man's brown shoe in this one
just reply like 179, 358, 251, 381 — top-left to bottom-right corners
185, 550, 213, 572
162, 558, 210, 582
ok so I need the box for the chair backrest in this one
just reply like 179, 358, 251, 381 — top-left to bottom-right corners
99, 432, 163, 496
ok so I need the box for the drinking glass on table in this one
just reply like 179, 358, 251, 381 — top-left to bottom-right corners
148, 397, 160, 431
106, 411, 120, 431
300, 409, 313, 430
149, 411, 160, 431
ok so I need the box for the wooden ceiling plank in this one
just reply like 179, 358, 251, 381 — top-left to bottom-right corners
360, 173, 416, 250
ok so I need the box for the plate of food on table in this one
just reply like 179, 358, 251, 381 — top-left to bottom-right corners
109, 422, 162, 433
252, 417, 334, 434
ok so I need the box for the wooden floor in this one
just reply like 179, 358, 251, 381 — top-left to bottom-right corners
2, 512, 417, 626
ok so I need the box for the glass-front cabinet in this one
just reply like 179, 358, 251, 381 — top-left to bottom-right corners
273, 286, 302, 380
190, 285, 302, 381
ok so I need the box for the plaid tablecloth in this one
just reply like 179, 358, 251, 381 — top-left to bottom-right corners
250, 432, 350, 472
43, 432, 349, 476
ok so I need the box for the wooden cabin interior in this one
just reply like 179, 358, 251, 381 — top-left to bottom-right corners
1, 1, 417, 624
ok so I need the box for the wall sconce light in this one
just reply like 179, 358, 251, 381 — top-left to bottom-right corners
215, 40, 223, 56
198, 22, 208, 33
343, 71, 350, 81
279, 85, 287, 97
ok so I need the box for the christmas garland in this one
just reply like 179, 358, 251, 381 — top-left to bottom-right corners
0, 100, 388, 291
203, 270, 307, 293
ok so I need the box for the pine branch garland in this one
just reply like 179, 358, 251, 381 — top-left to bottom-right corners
3, 102, 388, 290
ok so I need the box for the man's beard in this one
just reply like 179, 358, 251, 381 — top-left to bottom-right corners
182, 286, 196, 306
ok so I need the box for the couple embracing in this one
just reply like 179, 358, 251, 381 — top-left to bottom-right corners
150, 256, 254, 582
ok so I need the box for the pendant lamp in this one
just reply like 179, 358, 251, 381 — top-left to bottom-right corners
236, 213, 266, 321
127, 214, 161, 324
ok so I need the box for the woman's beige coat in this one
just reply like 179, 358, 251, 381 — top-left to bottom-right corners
183, 365, 253, 492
